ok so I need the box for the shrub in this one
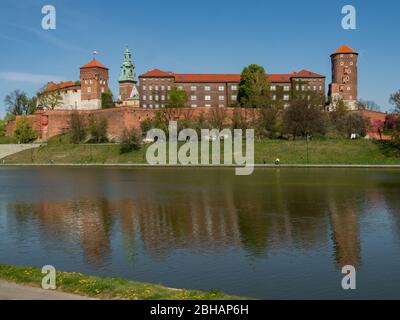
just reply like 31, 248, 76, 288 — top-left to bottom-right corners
120, 127, 142, 154
13, 117, 37, 143
88, 114, 108, 143
70, 112, 86, 144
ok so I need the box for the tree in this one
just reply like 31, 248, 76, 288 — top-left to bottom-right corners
208, 108, 227, 130
69, 112, 86, 144
4, 90, 32, 115
120, 127, 142, 154
37, 85, 63, 110
389, 90, 400, 114
166, 87, 187, 108
88, 114, 108, 143
0, 118, 5, 137
343, 112, 369, 138
283, 95, 326, 139
37, 88, 63, 110
356, 99, 381, 112
13, 117, 37, 143
101, 89, 114, 109
238, 64, 271, 108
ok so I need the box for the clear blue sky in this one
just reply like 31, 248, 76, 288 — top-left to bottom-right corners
0, 0, 399, 116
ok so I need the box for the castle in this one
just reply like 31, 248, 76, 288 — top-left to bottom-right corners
39, 45, 359, 111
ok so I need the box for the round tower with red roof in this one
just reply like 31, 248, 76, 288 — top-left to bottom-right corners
80, 58, 109, 110
329, 45, 358, 110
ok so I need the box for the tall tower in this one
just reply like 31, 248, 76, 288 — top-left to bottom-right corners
118, 47, 139, 107
329, 45, 358, 110
80, 58, 109, 110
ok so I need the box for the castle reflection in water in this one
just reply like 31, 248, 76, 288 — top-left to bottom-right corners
6, 168, 400, 271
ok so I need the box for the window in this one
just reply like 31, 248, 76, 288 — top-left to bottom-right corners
191, 104, 197, 108
272, 95, 276, 101
89, 80, 92, 84
218, 104, 224, 108
191, 95, 197, 101
283, 95, 290, 101
284, 103, 290, 109
284, 86, 290, 91
219, 96, 225, 101
218, 86, 224, 91
313, 86, 316, 91
143, 95, 147, 101
101, 88, 105, 93
149, 85, 153, 91
205, 85, 211, 91
205, 104, 211, 107
143, 104, 147, 108
87, 87, 91, 93
270, 85, 276, 91
161, 86, 165, 90
161, 95, 165, 101
296, 85, 299, 91
205, 95, 211, 101
149, 96, 153, 101
301, 85, 305, 91
191, 86, 197, 91
149, 104, 153, 108
319, 86, 322, 91
142, 85, 146, 91
155, 104, 160, 108
231, 85, 238, 91
177, 86, 183, 90
167, 86, 171, 90
155, 95, 159, 101
231, 95, 237, 101
155, 86, 159, 91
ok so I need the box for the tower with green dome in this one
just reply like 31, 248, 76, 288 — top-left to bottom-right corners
118, 47, 140, 106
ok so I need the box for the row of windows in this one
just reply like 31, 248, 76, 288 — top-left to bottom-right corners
86, 87, 106, 93
142, 95, 238, 101
142, 85, 238, 92
83, 79, 107, 85
142, 104, 226, 109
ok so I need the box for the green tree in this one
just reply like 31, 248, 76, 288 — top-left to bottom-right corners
13, 117, 37, 143
166, 87, 187, 108
238, 64, 271, 108
101, 90, 114, 109
88, 114, 108, 143
69, 112, 86, 144
283, 94, 326, 139
0, 118, 5, 137
389, 90, 400, 114
120, 127, 142, 154
4, 90, 32, 115
343, 113, 369, 138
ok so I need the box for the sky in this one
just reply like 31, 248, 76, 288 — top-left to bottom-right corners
0, 0, 399, 116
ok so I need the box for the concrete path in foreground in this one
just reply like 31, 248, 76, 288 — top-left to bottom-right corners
0, 280, 95, 300
0, 144, 41, 160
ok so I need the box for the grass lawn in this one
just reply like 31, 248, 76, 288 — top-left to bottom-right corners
0, 264, 246, 300
1, 139, 400, 165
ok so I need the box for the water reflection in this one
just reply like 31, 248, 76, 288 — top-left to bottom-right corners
0, 168, 400, 297
4, 167, 399, 274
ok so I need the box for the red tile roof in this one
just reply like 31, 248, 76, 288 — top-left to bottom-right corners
140, 69, 174, 77
331, 45, 358, 56
140, 69, 324, 83
45, 81, 79, 92
80, 59, 108, 69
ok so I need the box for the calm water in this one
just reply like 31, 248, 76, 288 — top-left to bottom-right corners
1, 167, 400, 299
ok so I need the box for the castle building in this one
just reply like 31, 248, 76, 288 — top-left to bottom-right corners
328, 45, 359, 110
118, 47, 140, 107
138, 69, 326, 109
39, 57, 110, 110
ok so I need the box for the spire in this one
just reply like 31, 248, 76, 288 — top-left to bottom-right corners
119, 46, 136, 82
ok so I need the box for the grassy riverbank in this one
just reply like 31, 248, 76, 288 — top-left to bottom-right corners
1, 139, 399, 165
0, 264, 245, 300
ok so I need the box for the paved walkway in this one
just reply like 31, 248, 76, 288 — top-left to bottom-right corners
0, 280, 94, 300
0, 144, 41, 160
